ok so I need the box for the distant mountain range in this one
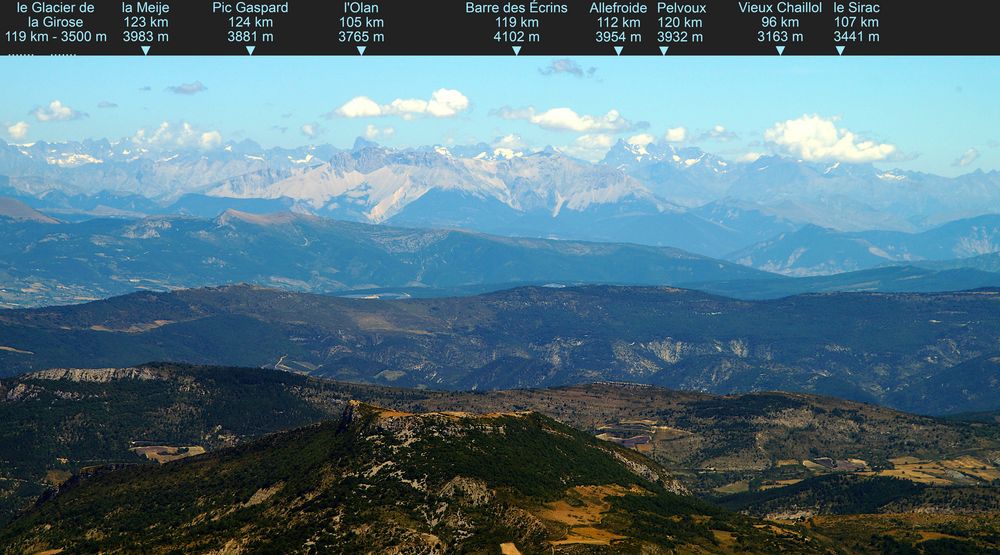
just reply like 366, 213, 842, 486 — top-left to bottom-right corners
3, 285, 1000, 414
730, 215, 1000, 276
0, 138, 336, 199
2, 208, 998, 308
919, 251, 1000, 273
0, 209, 771, 308
4, 138, 1000, 261
683, 265, 1000, 299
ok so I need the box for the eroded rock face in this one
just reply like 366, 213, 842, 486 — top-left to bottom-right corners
27, 366, 169, 383
439, 476, 493, 506
4, 382, 43, 402
605, 448, 689, 495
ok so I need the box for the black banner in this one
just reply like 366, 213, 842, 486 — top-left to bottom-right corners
2, 0, 995, 56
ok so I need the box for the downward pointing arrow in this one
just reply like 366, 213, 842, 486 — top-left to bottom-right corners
512, 45, 521, 56
659, 45, 669, 55
775, 45, 785, 55
614, 45, 624, 56
246, 45, 255, 55
836, 45, 846, 55
357, 45, 366, 55
140, 45, 150, 56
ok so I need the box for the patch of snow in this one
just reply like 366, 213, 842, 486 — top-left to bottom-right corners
877, 171, 906, 181
46, 153, 104, 167
552, 191, 565, 217
288, 153, 314, 164
867, 246, 893, 259
626, 142, 648, 157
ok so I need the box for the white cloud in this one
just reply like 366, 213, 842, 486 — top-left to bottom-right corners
334, 89, 469, 119
627, 133, 656, 148
31, 100, 85, 122
625, 133, 656, 156
336, 96, 382, 118
167, 81, 207, 95
301, 123, 320, 138
490, 134, 526, 159
199, 130, 222, 148
557, 134, 617, 161
664, 126, 687, 142
425, 89, 469, 117
765, 114, 896, 163
7, 121, 29, 140
364, 124, 395, 139
531, 108, 626, 132
953, 147, 980, 167
736, 152, 764, 163
494, 106, 637, 133
131, 121, 223, 150
574, 134, 616, 149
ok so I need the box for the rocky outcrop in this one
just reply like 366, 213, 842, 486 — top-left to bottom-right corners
26, 366, 170, 383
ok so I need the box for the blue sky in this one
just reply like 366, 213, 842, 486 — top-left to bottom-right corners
2, 56, 998, 175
